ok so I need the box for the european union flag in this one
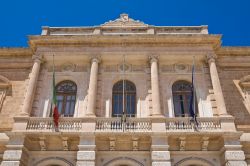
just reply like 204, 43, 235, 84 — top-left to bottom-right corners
189, 61, 198, 127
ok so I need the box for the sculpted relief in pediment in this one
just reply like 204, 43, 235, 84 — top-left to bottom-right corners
101, 13, 149, 28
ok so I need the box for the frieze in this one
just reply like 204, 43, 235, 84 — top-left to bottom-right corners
104, 65, 118, 72
61, 63, 76, 72
161, 64, 203, 73
132, 65, 145, 72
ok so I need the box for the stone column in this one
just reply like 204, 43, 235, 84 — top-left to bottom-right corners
86, 57, 100, 116
151, 136, 171, 166
1, 134, 28, 166
222, 136, 247, 166
150, 56, 162, 116
76, 135, 96, 166
207, 53, 228, 116
21, 55, 42, 116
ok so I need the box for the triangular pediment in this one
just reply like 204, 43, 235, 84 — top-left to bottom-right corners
101, 13, 149, 28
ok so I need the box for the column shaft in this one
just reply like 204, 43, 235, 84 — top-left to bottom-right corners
150, 57, 162, 116
21, 57, 41, 116
86, 58, 99, 116
208, 55, 227, 115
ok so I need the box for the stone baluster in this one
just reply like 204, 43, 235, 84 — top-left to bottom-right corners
207, 53, 228, 116
21, 55, 42, 116
86, 57, 100, 116
150, 56, 162, 116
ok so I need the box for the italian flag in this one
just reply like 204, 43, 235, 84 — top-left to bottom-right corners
52, 63, 59, 131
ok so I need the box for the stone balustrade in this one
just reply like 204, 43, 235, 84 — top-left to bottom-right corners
12, 116, 234, 133
95, 117, 152, 132
165, 117, 222, 131
26, 117, 83, 131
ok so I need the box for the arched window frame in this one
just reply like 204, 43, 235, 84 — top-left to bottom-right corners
53, 80, 77, 117
172, 80, 198, 117
112, 80, 136, 117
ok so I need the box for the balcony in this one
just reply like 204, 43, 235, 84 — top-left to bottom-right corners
165, 117, 222, 132
12, 116, 235, 134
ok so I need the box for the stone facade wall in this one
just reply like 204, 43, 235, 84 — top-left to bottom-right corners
0, 70, 29, 130
30, 65, 90, 117
218, 67, 250, 125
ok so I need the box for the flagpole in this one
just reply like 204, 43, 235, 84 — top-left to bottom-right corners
193, 56, 196, 117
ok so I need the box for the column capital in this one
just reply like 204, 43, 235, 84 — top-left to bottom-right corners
32, 54, 43, 63
206, 52, 217, 64
149, 55, 159, 64
90, 56, 101, 64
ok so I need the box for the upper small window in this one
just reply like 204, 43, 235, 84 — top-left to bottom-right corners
55, 80, 77, 117
172, 80, 198, 117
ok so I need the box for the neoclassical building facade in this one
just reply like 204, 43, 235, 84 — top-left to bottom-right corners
0, 14, 250, 166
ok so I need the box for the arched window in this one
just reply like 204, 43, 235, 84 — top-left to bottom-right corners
112, 80, 136, 117
55, 80, 77, 117
172, 80, 198, 117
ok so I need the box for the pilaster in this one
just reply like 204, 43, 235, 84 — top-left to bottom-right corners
1, 134, 28, 166
222, 135, 247, 166
76, 135, 96, 166
151, 136, 171, 166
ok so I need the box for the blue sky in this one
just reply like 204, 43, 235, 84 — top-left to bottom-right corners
0, 0, 250, 47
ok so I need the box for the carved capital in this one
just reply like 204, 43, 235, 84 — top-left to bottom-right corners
32, 54, 43, 63
206, 53, 217, 64
90, 56, 101, 64
149, 55, 159, 64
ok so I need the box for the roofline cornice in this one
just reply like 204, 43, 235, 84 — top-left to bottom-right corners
217, 46, 250, 56
28, 34, 222, 51
0, 48, 33, 57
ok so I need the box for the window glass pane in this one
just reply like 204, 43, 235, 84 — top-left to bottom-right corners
70, 102, 75, 116
112, 80, 136, 117
57, 102, 63, 114
54, 81, 77, 117
173, 81, 197, 117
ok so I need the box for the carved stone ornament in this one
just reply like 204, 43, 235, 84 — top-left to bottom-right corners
119, 63, 131, 72
61, 63, 76, 72
101, 13, 148, 27
206, 53, 217, 64
174, 63, 188, 73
